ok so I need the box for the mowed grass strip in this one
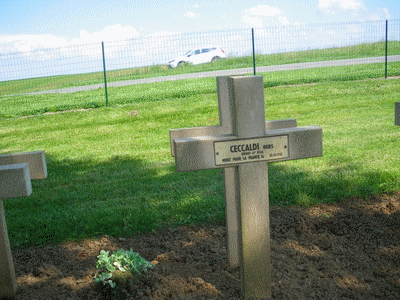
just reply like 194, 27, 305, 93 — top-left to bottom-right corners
2, 61, 400, 119
0, 77, 399, 248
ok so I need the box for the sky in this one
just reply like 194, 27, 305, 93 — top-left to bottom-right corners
0, 0, 399, 81
0, 0, 399, 54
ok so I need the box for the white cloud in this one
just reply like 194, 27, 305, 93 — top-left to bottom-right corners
147, 31, 181, 37
278, 16, 290, 25
379, 8, 391, 19
242, 15, 264, 28
247, 5, 282, 17
369, 8, 391, 21
0, 34, 69, 54
184, 11, 199, 18
242, 5, 289, 28
74, 24, 139, 44
0, 24, 140, 55
319, 0, 362, 12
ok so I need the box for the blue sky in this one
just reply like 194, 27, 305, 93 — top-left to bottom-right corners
0, 0, 399, 53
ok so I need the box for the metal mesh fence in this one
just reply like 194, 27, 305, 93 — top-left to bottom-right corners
389, 19, 400, 56
1, 43, 103, 85
0, 19, 399, 118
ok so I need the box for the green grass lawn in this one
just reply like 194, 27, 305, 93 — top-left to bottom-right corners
1, 76, 399, 248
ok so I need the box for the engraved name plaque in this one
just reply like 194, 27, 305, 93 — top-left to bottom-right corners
214, 135, 289, 166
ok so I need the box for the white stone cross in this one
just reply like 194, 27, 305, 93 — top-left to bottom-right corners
0, 151, 47, 299
170, 75, 322, 299
395, 102, 399, 126
171, 76, 299, 268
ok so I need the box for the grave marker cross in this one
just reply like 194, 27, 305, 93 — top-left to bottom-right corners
170, 76, 298, 268
0, 151, 47, 299
170, 76, 322, 300
395, 102, 400, 126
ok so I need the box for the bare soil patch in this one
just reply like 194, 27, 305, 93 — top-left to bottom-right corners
12, 192, 400, 299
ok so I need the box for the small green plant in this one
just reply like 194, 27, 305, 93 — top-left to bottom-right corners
94, 249, 154, 289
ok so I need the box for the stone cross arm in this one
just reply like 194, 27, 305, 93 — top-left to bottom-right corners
173, 125, 322, 172
169, 119, 298, 157
0, 151, 47, 180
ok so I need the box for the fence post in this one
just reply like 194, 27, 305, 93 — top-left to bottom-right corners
385, 20, 388, 79
102, 41, 109, 107
252, 28, 256, 75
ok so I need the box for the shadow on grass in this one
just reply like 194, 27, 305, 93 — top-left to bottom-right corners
3, 152, 398, 249
4, 153, 225, 248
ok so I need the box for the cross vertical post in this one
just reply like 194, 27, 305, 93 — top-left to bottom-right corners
0, 199, 18, 298
230, 76, 270, 298
395, 102, 400, 126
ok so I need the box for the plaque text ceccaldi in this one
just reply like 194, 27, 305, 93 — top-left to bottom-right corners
214, 135, 289, 166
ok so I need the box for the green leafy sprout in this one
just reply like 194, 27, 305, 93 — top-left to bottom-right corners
94, 249, 154, 289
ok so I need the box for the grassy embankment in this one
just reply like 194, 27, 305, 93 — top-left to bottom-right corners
1, 74, 399, 248
2, 41, 399, 93
1, 57, 400, 119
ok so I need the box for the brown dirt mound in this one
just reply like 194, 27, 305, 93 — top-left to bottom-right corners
12, 192, 400, 299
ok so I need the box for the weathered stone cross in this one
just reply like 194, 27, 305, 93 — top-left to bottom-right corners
170, 75, 322, 299
395, 102, 399, 126
0, 151, 47, 299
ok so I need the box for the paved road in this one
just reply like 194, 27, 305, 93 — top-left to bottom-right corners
23, 55, 400, 95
